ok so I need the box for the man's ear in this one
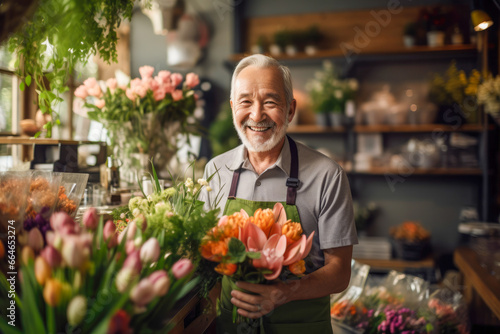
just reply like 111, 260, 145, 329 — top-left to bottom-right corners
288, 99, 297, 123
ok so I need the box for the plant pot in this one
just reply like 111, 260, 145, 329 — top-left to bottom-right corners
391, 238, 431, 261
426, 31, 445, 47
315, 113, 329, 126
269, 44, 282, 56
328, 112, 344, 127
304, 45, 317, 55
403, 35, 415, 48
285, 44, 297, 56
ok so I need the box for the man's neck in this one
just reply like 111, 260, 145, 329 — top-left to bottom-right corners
247, 137, 286, 175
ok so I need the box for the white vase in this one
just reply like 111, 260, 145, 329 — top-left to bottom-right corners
304, 45, 317, 55
315, 113, 329, 126
269, 44, 282, 56
328, 112, 344, 127
285, 45, 297, 56
427, 31, 445, 47
403, 35, 415, 48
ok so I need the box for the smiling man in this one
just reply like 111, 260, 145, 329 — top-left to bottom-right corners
201, 54, 358, 334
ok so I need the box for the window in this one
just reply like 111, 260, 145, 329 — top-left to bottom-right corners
0, 44, 19, 135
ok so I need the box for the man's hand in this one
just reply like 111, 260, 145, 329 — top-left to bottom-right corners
230, 280, 291, 319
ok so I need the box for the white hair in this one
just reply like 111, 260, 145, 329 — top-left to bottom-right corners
230, 54, 294, 111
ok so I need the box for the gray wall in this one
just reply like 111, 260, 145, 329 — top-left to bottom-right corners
130, 0, 483, 257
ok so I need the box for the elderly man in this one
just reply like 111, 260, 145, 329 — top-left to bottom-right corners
202, 54, 358, 333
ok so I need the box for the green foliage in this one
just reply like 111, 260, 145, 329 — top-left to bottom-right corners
7, 0, 136, 137
208, 102, 240, 157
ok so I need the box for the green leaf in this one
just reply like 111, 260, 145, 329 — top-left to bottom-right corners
19, 81, 25, 91
25, 75, 31, 87
228, 238, 246, 256
246, 252, 261, 259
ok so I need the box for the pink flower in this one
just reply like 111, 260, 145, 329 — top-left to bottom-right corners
82, 207, 99, 229
172, 258, 193, 279
148, 270, 170, 296
106, 78, 118, 93
139, 65, 155, 79
74, 85, 88, 99
83, 77, 98, 89
282, 232, 315, 266
185, 73, 200, 88
170, 73, 183, 87
253, 234, 287, 280
126, 88, 136, 101
28, 228, 44, 252
130, 278, 156, 307
50, 212, 78, 234
125, 240, 138, 254
87, 85, 102, 98
115, 267, 136, 293
157, 70, 171, 83
140, 238, 160, 264
118, 221, 137, 244
40, 245, 62, 268
103, 220, 118, 248
133, 85, 148, 99
273, 202, 287, 226
153, 88, 167, 101
171, 89, 183, 101
122, 250, 142, 274
62, 236, 90, 268
143, 77, 159, 92
130, 78, 142, 88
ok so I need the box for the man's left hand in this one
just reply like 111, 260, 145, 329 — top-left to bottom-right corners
230, 280, 292, 319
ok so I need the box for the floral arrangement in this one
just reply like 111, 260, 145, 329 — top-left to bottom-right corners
306, 61, 358, 113
199, 203, 314, 322
74, 66, 201, 181
477, 74, 500, 118
390, 221, 430, 243
0, 208, 197, 333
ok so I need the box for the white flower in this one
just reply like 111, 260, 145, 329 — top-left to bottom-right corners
132, 208, 141, 217
206, 186, 212, 192
197, 178, 208, 186
120, 213, 126, 219
184, 178, 194, 189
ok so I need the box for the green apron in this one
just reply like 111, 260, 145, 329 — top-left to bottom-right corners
216, 137, 333, 334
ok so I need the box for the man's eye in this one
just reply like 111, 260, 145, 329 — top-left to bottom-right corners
265, 101, 276, 105
240, 100, 251, 104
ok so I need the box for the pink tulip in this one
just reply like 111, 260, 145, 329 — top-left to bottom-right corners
130, 278, 156, 307
115, 267, 136, 293
172, 258, 193, 279
28, 227, 44, 252
62, 238, 88, 268
83, 77, 98, 89
118, 221, 137, 244
87, 85, 102, 98
185, 73, 200, 89
143, 77, 159, 92
126, 88, 136, 101
139, 65, 155, 79
103, 220, 118, 248
40, 245, 62, 268
95, 99, 105, 109
148, 270, 170, 296
82, 207, 99, 229
122, 250, 142, 274
130, 78, 142, 88
153, 88, 166, 101
50, 212, 78, 234
171, 89, 183, 101
106, 78, 118, 92
74, 85, 88, 99
133, 85, 148, 99
140, 238, 160, 264
157, 70, 171, 83
170, 73, 183, 87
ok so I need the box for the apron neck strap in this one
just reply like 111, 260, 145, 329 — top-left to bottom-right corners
227, 136, 300, 205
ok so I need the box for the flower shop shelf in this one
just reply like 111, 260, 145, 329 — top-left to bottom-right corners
348, 167, 483, 176
354, 124, 493, 133
287, 125, 346, 134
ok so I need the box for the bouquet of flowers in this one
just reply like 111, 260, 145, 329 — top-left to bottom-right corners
306, 61, 358, 114
477, 74, 500, 119
74, 66, 200, 182
0, 208, 198, 333
199, 203, 314, 323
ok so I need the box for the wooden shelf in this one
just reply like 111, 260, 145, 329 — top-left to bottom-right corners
0, 137, 104, 145
287, 125, 345, 134
355, 257, 435, 270
354, 124, 491, 133
349, 167, 482, 176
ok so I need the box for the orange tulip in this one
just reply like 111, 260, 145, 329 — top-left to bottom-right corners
215, 263, 237, 276
288, 260, 306, 276
35, 256, 51, 286
43, 278, 62, 306
282, 220, 303, 245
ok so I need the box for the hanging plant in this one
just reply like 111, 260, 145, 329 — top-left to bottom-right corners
6, 0, 140, 137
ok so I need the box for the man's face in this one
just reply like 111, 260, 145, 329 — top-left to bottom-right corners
231, 66, 294, 153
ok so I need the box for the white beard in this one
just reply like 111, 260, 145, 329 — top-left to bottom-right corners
234, 115, 289, 153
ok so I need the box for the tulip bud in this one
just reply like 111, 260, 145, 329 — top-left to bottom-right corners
83, 207, 99, 230
50, 212, 77, 234
122, 250, 142, 274
148, 270, 170, 296
21, 246, 35, 265
40, 246, 62, 268
115, 267, 136, 293
125, 240, 137, 254
73, 271, 82, 291
43, 278, 62, 306
35, 256, 51, 285
28, 228, 44, 252
118, 222, 137, 244
130, 278, 156, 307
62, 239, 86, 268
103, 220, 118, 248
140, 238, 160, 265
67, 295, 87, 326
172, 258, 193, 279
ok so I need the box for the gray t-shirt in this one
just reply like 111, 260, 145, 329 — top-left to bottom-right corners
201, 136, 358, 271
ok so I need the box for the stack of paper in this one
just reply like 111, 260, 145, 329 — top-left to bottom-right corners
353, 236, 392, 260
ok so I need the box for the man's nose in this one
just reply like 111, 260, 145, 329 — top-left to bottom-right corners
249, 102, 265, 122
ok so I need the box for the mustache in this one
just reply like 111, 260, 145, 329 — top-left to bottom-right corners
243, 119, 276, 128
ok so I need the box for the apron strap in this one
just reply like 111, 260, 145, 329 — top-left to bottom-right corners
227, 136, 300, 205
286, 136, 299, 205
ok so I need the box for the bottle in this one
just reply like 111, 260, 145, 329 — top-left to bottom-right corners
106, 156, 121, 192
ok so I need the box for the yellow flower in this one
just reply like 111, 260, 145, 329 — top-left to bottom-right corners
43, 278, 63, 307
282, 220, 303, 245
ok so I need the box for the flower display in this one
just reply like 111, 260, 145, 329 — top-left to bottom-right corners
74, 66, 200, 182
477, 74, 500, 118
390, 221, 430, 243
0, 208, 198, 333
306, 60, 358, 113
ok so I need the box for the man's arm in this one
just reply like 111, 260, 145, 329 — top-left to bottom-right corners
230, 245, 353, 319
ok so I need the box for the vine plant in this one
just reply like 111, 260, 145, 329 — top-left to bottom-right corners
7, 0, 142, 137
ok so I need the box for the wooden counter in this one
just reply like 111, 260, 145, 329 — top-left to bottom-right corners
454, 247, 500, 323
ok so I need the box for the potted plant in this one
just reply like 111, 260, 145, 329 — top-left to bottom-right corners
250, 35, 267, 54
426, 7, 447, 47
403, 22, 417, 48
271, 29, 289, 56
389, 221, 431, 260
303, 25, 323, 55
